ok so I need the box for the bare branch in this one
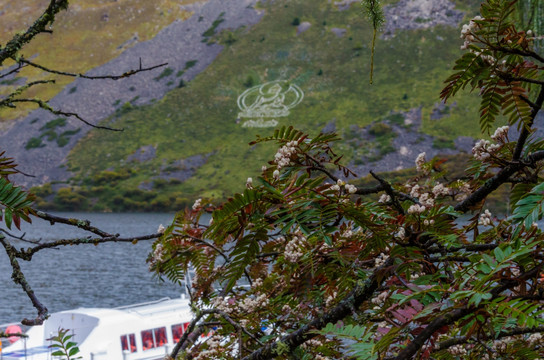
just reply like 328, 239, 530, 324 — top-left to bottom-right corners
0, 0, 69, 65
8, 98, 123, 131
15, 233, 162, 261
33, 210, 113, 237
16, 57, 168, 81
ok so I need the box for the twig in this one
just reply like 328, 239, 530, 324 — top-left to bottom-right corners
8, 98, 123, 131
16, 57, 168, 81
33, 210, 113, 237
15, 232, 162, 261
0, 229, 39, 244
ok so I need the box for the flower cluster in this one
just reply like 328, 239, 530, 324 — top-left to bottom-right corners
415, 152, 427, 174
460, 15, 484, 50
157, 224, 165, 234
192, 198, 202, 210
491, 125, 509, 143
432, 183, 450, 197
148, 243, 166, 270
528, 332, 544, 346
448, 344, 468, 356
274, 140, 299, 169
239, 293, 269, 313
371, 291, 389, 305
407, 204, 426, 214
492, 337, 513, 352
211, 296, 234, 314
378, 193, 391, 203
284, 233, 306, 262
374, 253, 389, 267
454, 180, 472, 201
193, 335, 225, 360
472, 139, 500, 161
330, 179, 357, 194
478, 209, 492, 226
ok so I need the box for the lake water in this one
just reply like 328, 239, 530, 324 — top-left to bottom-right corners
0, 213, 185, 324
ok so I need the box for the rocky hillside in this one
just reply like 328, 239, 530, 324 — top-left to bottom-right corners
1, 0, 491, 211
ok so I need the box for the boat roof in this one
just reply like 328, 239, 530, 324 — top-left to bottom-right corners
56, 297, 191, 321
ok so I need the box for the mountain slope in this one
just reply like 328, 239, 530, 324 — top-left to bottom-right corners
2, 0, 484, 211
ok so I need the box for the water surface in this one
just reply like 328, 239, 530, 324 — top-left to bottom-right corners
0, 213, 183, 324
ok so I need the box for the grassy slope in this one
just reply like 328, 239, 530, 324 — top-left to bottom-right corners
0, 0, 194, 122
53, 0, 482, 211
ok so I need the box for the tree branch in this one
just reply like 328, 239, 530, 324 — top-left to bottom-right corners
454, 150, 544, 213
33, 210, 113, 237
8, 98, 123, 131
15, 233, 162, 261
241, 258, 393, 360
16, 56, 168, 81
0, 235, 49, 325
0, 0, 69, 65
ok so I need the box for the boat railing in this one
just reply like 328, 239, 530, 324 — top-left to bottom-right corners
114, 298, 172, 310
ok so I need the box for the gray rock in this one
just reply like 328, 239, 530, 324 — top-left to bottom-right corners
330, 27, 347, 38
383, 0, 464, 38
126, 145, 156, 163
297, 21, 311, 35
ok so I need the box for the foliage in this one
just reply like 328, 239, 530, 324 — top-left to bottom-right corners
144, 2, 544, 359
47, 328, 82, 360
0, 152, 34, 229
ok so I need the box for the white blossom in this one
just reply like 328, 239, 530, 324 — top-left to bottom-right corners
284, 233, 306, 262
371, 291, 389, 305
432, 183, 450, 197
330, 184, 341, 192
246, 177, 253, 189
478, 209, 492, 226
273, 169, 280, 180
460, 16, 484, 50
345, 184, 358, 194
408, 204, 426, 214
375, 253, 389, 267
157, 224, 165, 234
448, 344, 468, 355
274, 140, 299, 169
415, 152, 427, 173
491, 125, 509, 142
192, 198, 202, 210
378, 194, 391, 203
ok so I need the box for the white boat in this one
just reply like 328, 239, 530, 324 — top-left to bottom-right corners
1, 296, 198, 360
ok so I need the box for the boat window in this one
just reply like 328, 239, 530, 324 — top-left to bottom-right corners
120, 333, 137, 353
171, 323, 188, 343
141, 327, 167, 350
172, 323, 190, 343
155, 327, 167, 346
